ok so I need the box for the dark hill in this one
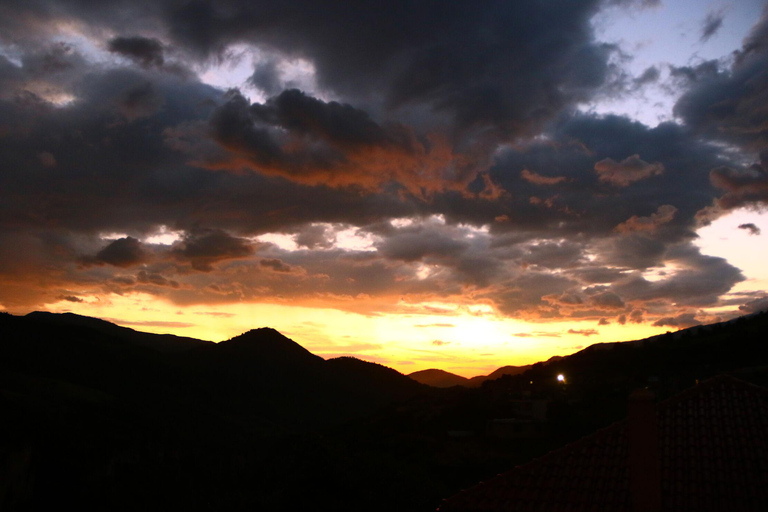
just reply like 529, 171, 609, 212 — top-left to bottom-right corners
24, 310, 210, 353
213, 327, 324, 364
409, 369, 469, 388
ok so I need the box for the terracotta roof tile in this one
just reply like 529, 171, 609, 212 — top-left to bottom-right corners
439, 375, 768, 512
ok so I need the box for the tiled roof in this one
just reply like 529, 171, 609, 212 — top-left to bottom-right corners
439, 376, 768, 512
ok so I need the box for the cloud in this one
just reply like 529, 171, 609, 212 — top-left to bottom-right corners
86, 237, 148, 268
520, 169, 568, 185
701, 11, 725, 42
514, 331, 561, 338
738, 223, 761, 235
594, 154, 664, 186
739, 296, 768, 314
0, 0, 762, 328
589, 291, 625, 309
652, 313, 701, 328
259, 258, 294, 273
674, 11, 768, 156
294, 224, 335, 249
57, 295, 83, 303
708, 160, 768, 211
431, 340, 450, 346
172, 229, 254, 271
614, 205, 677, 233
108, 36, 165, 68
567, 328, 599, 336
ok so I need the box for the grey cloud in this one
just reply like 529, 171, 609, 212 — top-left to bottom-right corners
633, 66, 660, 87
172, 229, 254, 271
739, 296, 768, 313
259, 258, 294, 273
117, 82, 164, 120
701, 11, 725, 42
376, 230, 468, 262
611, 243, 744, 307
294, 224, 335, 249
709, 159, 768, 211
137, 270, 179, 288
652, 313, 701, 328
108, 36, 165, 68
247, 58, 282, 96
674, 12, 768, 154
738, 223, 761, 235
589, 291, 625, 309
88, 237, 148, 268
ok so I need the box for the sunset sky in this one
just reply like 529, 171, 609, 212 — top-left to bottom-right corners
2, 0, 767, 377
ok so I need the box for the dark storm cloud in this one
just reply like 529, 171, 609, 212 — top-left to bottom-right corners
674, 10, 768, 154
0, 0, 762, 326
117, 82, 164, 120
108, 36, 165, 68
708, 158, 768, 211
247, 58, 282, 96
203, 88, 463, 193
85, 237, 148, 268
172, 229, 254, 271
1, 0, 622, 143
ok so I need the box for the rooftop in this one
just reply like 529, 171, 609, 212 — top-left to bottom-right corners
439, 375, 768, 512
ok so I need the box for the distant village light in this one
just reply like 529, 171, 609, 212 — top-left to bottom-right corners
557, 374, 566, 383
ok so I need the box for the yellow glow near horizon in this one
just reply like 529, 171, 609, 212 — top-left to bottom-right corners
32, 290, 666, 378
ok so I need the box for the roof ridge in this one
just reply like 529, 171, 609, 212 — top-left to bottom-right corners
656, 374, 768, 412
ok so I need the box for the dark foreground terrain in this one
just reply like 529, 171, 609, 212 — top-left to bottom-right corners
2, 310, 768, 511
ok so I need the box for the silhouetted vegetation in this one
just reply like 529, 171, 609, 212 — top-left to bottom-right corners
2, 310, 768, 511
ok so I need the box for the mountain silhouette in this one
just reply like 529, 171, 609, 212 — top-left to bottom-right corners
409, 369, 469, 388
3, 309, 768, 512
409, 364, 534, 388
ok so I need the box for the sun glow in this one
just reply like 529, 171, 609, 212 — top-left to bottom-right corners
34, 288, 670, 378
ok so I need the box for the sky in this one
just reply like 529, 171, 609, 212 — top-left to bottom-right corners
1, 0, 768, 377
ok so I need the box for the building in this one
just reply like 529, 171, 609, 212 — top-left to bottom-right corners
439, 375, 768, 511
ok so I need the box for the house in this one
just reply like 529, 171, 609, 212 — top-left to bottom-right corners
439, 375, 768, 511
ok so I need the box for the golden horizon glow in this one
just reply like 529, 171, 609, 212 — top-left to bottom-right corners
5, 290, 666, 379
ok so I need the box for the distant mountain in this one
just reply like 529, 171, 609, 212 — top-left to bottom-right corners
410, 365, 534, 388
409, 369, 469, 388
467, 364, 533, 386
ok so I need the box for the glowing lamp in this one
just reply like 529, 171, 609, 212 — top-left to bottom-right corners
557, 374, 566, 383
